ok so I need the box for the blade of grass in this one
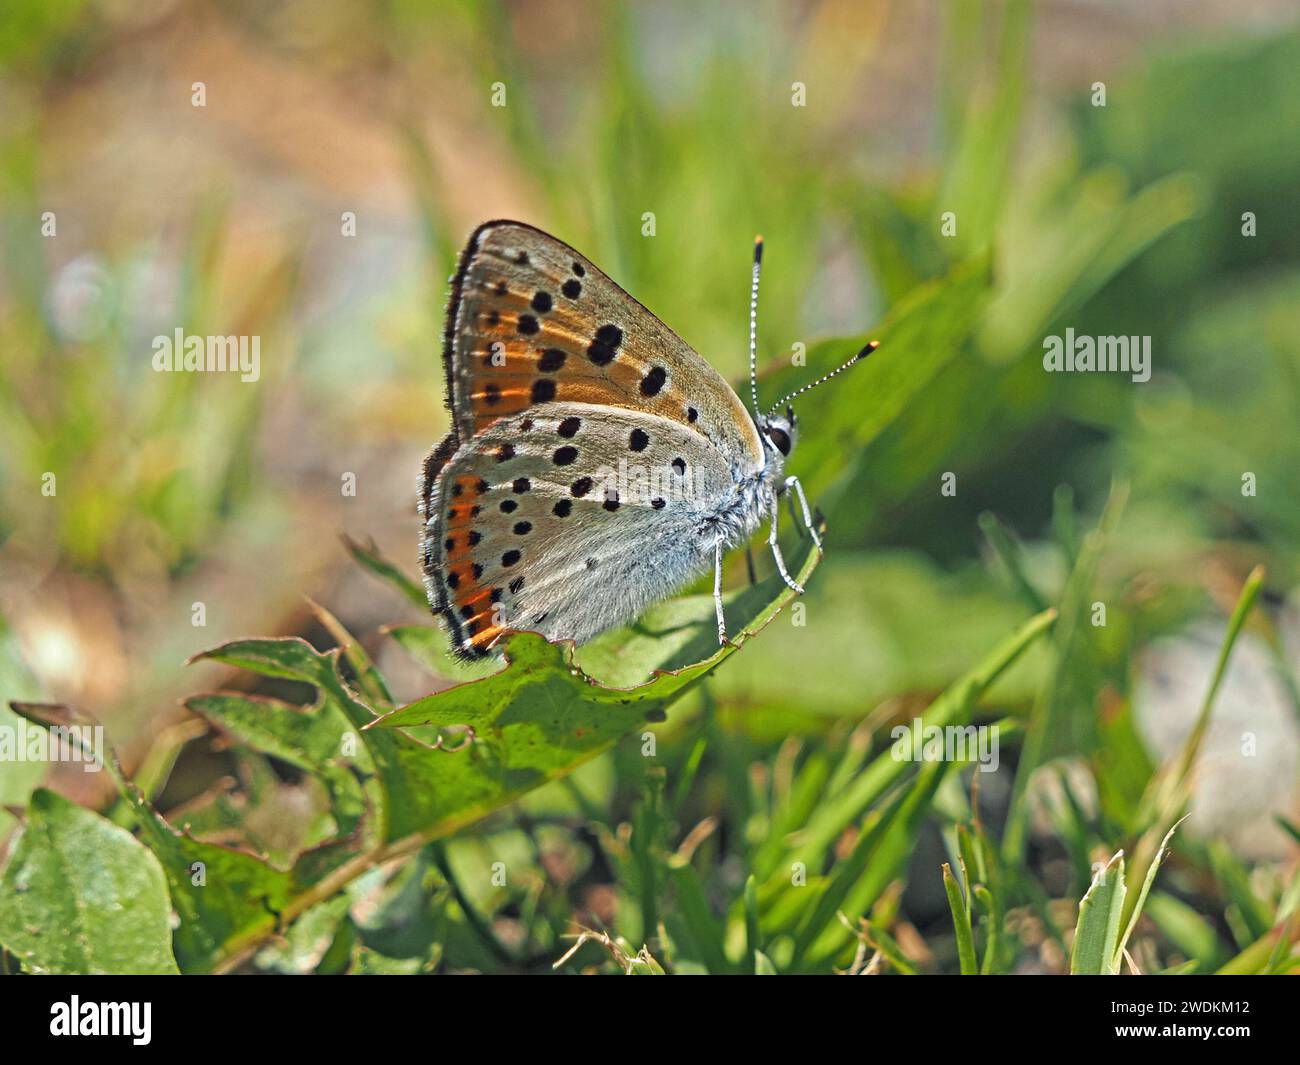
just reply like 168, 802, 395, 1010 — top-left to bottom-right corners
788, 608, 1056, 876
974, 884, 1001, 974
944, 862, 978, 975
1125, 567, 1265, 936
1003, 480, 1128, 867
1070, 851, 1126, 975
1115, 817, 1185, 969
979, 511, 1048, 611
744, 874, 762, 965
667, 861, 730, 975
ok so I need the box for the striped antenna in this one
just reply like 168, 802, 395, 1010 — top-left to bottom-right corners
748, 235, 763, 419
766, 339, 880, 415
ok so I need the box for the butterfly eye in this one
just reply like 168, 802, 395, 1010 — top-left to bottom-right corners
767, 427, 792, 456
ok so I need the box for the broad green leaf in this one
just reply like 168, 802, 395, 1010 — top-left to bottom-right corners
8, 700, 297, 974
131, 796, 297, 974
183, 690, 369, 842
0, 789, 179, 974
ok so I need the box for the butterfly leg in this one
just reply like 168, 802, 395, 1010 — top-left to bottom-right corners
784, 476, 822, 549
767, 493, 805, 595
744, 545, 758, 586
713, 534, 728, 644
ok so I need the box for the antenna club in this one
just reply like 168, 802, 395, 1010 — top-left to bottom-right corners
753, 236, 764, 265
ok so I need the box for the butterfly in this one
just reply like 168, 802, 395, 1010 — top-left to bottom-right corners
420, 220, 876, 659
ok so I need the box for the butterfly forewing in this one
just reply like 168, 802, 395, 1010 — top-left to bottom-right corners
443, 221, 762, 453
424, 220, 767, 658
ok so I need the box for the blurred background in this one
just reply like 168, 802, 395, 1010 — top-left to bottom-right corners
1, 0, 1298, 973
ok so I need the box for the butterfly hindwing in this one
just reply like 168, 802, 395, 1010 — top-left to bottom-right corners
428, 403, 739, 656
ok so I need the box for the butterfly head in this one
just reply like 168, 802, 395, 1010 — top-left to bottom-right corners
759, 405, 798, 465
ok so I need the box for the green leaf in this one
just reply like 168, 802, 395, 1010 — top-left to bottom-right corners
943, 862, 978, 975
1205, 842, 1273, 943
1158, 566, 1266, 810
667, 861, 730, 974
342, 533, 429, 610
973, 884, 1001, 975
0, 789, 179, 974
7, 701, 295, 974
384, 623, 500, 685
744, 873, 762, 963
309, 598, 394, 708
1145, 891, 1224, 972
1070, 851, 1127, 975
1218, 924, 1300, 975
937, 0, 1032, 257
978, 510, 1048, 611
183, 690, 369, 841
